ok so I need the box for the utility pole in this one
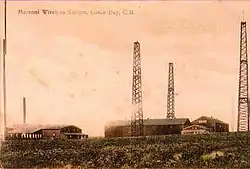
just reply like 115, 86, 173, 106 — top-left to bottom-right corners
166, 62, 175, 119
3, 0, 7, 137
0, 7, 2, 141
237, 18, 250, 132
23, 97, 26, 124
231, 95, 235, 131
1, 0, 7, 139
131, 41, 144, 137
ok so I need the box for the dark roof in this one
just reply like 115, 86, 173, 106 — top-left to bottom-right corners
7, 124, 81, 134
106, 118, 190, 127
192, 116, 228, 124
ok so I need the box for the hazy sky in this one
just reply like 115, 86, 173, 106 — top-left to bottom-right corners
0, 1, 250, 136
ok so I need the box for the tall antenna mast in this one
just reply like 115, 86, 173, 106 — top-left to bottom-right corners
166, 62, 175, 119
131, 41, 143, 137
237, 20, 250, 132
3, 0, 7, 137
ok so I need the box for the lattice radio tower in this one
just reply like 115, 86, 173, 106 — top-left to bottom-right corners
167, 63, 175, 119
237, 19, 250, 132
131, 41, 144, 137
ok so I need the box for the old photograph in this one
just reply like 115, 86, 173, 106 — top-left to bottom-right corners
0, 0, 250, 168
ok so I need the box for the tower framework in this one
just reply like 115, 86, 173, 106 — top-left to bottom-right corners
237, 21, 250, 132
167, 62, 175, 119
131, 41, 143, 137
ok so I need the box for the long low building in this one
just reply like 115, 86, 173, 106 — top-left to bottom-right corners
105, 118, 191, 138
5, 124, 88, 140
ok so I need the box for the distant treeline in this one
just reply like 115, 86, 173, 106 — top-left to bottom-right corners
1, 132, 250, 168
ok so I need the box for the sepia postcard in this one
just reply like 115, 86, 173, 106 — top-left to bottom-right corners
0, 0, 250, 168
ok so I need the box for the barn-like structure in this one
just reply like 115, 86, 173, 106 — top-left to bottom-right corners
182, 116, 229, 134
105, 118, 191, 138
5, 124, 88, 140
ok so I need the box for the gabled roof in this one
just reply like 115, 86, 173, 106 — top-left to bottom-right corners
7, 124, 80, 134
183, 124, 209, 130
192, 116, 228, 124
106, 118, 190, 127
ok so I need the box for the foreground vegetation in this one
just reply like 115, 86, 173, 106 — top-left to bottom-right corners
1, 132, 250, 168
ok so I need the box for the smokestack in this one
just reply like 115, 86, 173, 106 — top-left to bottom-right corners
23, 97, 26, 124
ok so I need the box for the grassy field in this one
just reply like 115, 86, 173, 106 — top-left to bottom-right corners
1, 132, 250, 168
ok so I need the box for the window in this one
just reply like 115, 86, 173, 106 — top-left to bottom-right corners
198, 120, 207, 124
